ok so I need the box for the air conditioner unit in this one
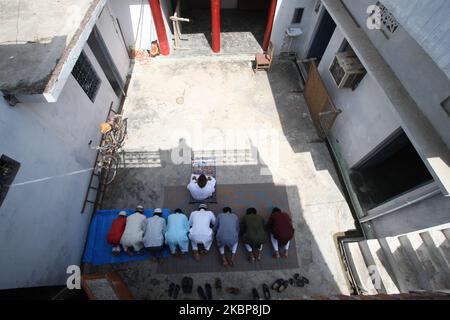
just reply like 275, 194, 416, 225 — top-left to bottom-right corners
329, 51, 366, 89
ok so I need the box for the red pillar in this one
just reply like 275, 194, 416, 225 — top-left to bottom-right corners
149, 0, 170, 56
262, 0, 277, 51
211, 0, 221, 53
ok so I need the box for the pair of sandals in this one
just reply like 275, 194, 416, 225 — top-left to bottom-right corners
182, 277, 194, 294
168, 282, 181, 299
293, 273, 310, 287
197, 283, 213, 300
253, 284, 271, 300
271, 279, 289, 293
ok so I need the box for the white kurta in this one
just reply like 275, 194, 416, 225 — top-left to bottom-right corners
120, 213, 146, 251
187, 176, 216, 200
189, 210, 216, 250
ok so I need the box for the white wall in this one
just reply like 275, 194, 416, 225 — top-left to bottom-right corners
342, 0, 450, 151
109, 0, 173, 52
318, 28, 402, 168
0, 44, 120, 289
96, 3, 131, 82
271, 0, 321, 56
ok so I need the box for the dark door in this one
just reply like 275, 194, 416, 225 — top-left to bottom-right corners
87, 26, 124, 98
306, 9, 336, 64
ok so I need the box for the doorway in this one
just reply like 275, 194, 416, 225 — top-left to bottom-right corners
306, 8, 336, 64
87, 26, 125, 98
349, 130, 434, 212
172, 0, 269, 54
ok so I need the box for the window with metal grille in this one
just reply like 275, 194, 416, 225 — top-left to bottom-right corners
0, 155, 20, 208
72, 51, 101, 102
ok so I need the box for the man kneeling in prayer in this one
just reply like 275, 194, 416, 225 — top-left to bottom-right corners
189, 204, 216, 261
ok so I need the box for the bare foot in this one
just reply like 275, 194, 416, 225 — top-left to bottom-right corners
273, 251, 280, 259
228, 255, 235, 267
248, 252, 256, 262
256, 251, 262, 261
193, 251, 201, 262
280, 251, 288, 259
222, 256, 229, 267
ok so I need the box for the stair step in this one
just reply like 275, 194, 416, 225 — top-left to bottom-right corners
401, 233, 450, 290
381, 237, 429, 292
344, 242, 378, 295
359, 240, 401, 294
421, 231, 450, 277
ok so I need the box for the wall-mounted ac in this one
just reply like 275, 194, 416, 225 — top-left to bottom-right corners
329, 51, 366, 89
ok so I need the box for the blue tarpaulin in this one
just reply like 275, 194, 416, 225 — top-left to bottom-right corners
83, 208, 171, 266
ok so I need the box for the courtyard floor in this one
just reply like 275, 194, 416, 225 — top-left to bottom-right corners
86, 57, 356, 300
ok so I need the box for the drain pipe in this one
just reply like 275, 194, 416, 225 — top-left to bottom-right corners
148, 0, 170, 55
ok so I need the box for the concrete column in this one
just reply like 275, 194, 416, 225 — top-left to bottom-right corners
262, 0, 278, 51
211, 0, 221, 53
149, 0, 170, 56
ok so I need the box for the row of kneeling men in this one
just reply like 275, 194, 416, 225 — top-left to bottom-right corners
106, 204, 294, 266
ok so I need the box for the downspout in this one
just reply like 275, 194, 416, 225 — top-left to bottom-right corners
148, 0, 170, 56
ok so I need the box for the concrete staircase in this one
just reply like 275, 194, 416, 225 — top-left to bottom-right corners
342, 225, 450, 295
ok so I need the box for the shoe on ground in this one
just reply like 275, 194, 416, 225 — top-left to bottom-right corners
182, 277, 194, 294
168, 282, 175, 298
215, 278, 222, 291
262, 284, 271, 300
252, 288, 260, 300
173, 284, 181, 299
197, 286, 208, 300
205, 283, 213, 300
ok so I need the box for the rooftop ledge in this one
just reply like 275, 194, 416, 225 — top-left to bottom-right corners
0, 0, 107, 103
322, 0, 450, 196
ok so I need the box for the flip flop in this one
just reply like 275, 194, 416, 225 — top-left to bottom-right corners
168, 282, 175, 298
225, 287, 240, 295
252, 288, 260, 300
197, 286, 208, 300
173, 284, 180, 299
277, 280, 289, 293
182, 277, 194, 294
262, 284, 271, 300
301, 276, 310, 285
295, 279, 305, 287
205, 283, 213, 300
271, 279, 284, 291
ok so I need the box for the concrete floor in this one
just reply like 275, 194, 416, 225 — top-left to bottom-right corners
172, 9, 265, 56
90, 57, 356, 300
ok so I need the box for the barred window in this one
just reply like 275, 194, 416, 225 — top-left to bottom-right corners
72, 51, 101, 102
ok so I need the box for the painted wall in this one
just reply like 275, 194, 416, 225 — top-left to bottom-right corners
342, 0, 450, 151
96, 3, 131, 82
382, 0, 450, 81
109, 0, 173, 52
318, 28, 402, 168
0, 44, 119, 289
271, 0, 321, 56
308, 1, 450, 236
372, 193, 450, 238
